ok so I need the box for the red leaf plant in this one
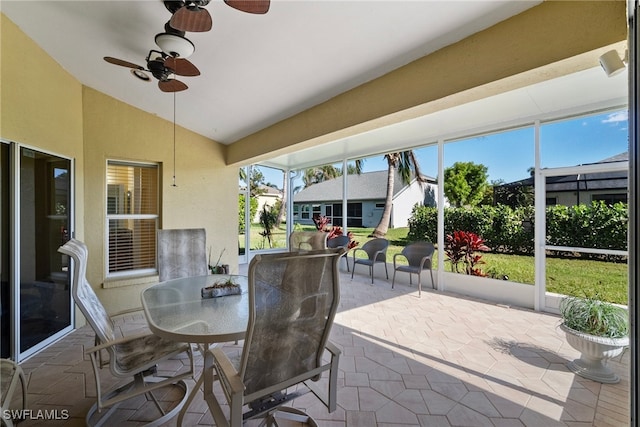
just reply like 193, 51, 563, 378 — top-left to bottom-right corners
313, 215, 359, 249
444, 230, 490, 276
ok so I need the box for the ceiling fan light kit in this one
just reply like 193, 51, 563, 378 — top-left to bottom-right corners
104, 0, 270, 92
131, 69, 151, 81
155, 33, 195, 58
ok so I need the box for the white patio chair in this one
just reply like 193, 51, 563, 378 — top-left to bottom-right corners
58, 239, 194, 427
289, 230, 329, 251
157, 228, 208, 282
1, 358, 27, 427
205, 248, 343, 426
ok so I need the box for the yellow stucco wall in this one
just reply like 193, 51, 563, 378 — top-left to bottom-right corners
82, 87, 237, 312
1, 13, 237, 316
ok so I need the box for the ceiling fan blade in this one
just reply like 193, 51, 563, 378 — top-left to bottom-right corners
104, 56, 145, 70
170, 5, 212, 32
164, 57, 200, 77
159, 79, 188, 92
224, 0, 270, 14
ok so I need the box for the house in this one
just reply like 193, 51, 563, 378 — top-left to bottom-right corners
293, 170, 437, 228
1, 3, 636, 409
497, 152, 628, 206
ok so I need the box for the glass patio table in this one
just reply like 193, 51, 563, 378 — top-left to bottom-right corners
141, 274, 249, 426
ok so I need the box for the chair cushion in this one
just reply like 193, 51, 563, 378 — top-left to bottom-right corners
113, 334, 189, 374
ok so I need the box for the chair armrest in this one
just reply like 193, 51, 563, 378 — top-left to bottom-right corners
85, 332, 155, 354
209, 347, 245, 394
419, 255, 433, 270
325, 340, 342, 357
393, 253, 406, 268
352, 247, 365, 260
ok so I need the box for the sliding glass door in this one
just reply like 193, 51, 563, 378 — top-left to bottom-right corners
18, 147, 73, 357
1, 142, 10, 358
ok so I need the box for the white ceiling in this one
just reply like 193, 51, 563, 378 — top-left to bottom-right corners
1, 0, 542, 144
2, 1, 628, 172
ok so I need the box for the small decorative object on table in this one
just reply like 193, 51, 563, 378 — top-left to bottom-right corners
201, 278, 241, 298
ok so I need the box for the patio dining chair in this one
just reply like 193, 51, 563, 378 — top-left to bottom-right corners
327, 234, 351, 271
1, 358, 27, 427
288, 230, 329, 251
205, 248, 343, 426
351, 238, 389, 284
157, 228, 208, 282
392, 241, 435, 296
58, 239, 194, 427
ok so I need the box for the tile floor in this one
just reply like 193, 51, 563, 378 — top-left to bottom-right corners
8, 266, 630, 426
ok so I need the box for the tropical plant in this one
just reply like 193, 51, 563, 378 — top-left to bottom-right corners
444, 230, 490, 276
258, 205, 278, 248
313, 215, 359, 249
560, 293, 629, 338
371, 151, 427, 238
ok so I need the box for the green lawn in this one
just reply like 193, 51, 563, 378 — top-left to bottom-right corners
241, 225, 628, 305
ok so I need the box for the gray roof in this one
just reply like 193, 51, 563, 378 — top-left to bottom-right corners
293, 170, 434, 203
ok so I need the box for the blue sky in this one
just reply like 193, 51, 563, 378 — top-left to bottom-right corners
257, 109, 629, 188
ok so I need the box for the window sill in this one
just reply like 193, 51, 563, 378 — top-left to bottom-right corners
103, 274, 159, 289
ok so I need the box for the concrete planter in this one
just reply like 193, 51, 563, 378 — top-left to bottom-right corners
560, 323, 628, 384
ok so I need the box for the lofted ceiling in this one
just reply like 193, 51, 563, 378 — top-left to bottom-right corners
1, 0, 542, 145
1, 1, 628, 171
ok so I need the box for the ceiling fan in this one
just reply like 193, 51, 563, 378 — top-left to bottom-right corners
104, 50, 200, 92
164, 0, 270, 33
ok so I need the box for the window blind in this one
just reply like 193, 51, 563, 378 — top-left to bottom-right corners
106, 162, 159, 274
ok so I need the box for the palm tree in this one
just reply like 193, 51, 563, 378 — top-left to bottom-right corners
303, 165, 341, 188
371, 151, 427, 238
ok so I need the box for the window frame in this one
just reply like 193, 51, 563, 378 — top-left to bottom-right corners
105, 160, 160, 278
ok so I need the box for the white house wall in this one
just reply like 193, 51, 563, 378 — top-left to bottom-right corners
392, 181, 438, 228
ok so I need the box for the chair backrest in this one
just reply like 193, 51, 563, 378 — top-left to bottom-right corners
58, 239, 116, 344
327, 235, 350, 250
402, 241, 435, 267
288, 231, 328, 251
362, 238, 389, 261
241, 248, 343, 395
157, 228, 208, 282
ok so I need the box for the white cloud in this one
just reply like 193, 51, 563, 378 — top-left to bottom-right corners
601, 111, 628, 124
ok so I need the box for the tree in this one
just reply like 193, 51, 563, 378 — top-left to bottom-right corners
443, 162, 489, 208
275, 172, 287, 227
303, 165, 341, 188
371, 151, 427, 238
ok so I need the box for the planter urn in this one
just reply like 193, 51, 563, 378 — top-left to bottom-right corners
560, 323, 628, 384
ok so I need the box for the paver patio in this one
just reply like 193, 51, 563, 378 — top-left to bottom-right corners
8, 266, 629, 426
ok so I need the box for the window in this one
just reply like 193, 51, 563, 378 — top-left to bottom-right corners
301, 204, 310, 219
546, 197, 557, 206
106, 161, 159, 276
312, 204, 322, 219
592, 193, 627, 205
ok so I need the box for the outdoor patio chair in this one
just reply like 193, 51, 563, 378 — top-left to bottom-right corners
392, 241, 435, 296
327, 234, 351, 271
157, 228, 208, 282
58, 239, 194, 427
288, 230, 329, 251
351, 238, 389, 284
1, 358, 27, 427
205, 248, 343, 426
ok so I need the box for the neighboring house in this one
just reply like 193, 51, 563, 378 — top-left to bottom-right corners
293, 170, 438, 228
498, 152, 628, 206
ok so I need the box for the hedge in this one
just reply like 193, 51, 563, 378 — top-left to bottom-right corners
407, 201, 627, 258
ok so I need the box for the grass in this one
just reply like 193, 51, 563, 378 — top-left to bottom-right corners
241, 224, 628, 305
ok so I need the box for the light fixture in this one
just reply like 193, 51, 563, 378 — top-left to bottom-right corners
155, 32, 195, 59
598, 50, 626, 77
130, 69, 151, 81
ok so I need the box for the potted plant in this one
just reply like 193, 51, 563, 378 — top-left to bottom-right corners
559, 294, 629, 383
